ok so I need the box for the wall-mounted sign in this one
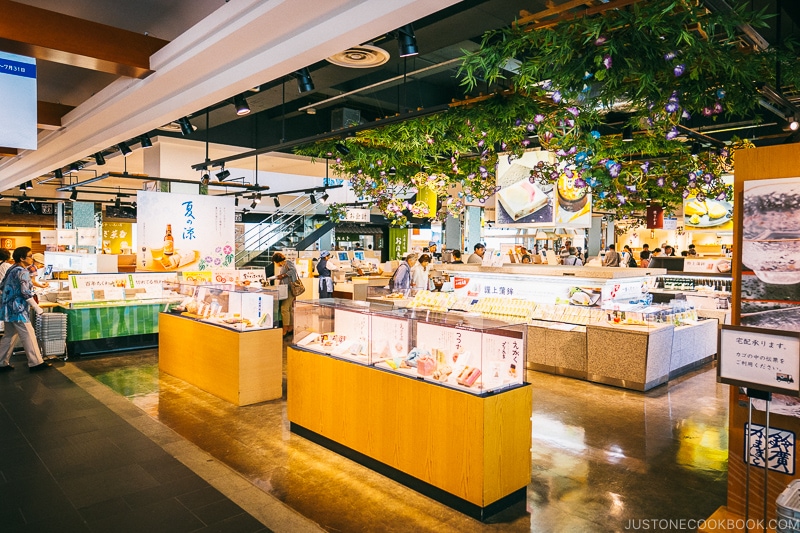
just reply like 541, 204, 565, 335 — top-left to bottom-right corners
1, 238, 15, 250
40, 230, 57, 245
345, 208, 370, 222
663, 217, 678, 230
646, 204, 664, 229
57, 229, 77, 246
0, 52, 36, 150
719, 325, 800, 396
77, 227, 98, 247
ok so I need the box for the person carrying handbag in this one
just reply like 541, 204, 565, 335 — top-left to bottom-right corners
272, 253, 299, 338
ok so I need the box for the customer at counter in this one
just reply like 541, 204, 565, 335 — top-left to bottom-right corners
602, 244, 620, 267
664, 245, 676, 256
0, 249, 11, 283
28, 253, 49, 289
428, 242, 441, 262
467, 243, 486, 264
272, 252, 298, 338
317, 250, 336, 299
411, 254, 431, 290
563, 247, 583, 266
451, 250, 464, 264
391, 253, 416, 291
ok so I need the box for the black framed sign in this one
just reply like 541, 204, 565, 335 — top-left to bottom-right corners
718, 325, 800, 396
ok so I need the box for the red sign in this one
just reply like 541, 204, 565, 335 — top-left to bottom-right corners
646, 204, 664, 229
1, 238, 15, 250
453, 277, 469, 290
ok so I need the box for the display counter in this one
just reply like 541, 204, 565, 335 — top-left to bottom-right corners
288, 300, 531, 518
332, 276, 389, 300
159, 313, 282, 406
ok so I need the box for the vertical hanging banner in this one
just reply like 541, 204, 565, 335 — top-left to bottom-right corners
388, 227, 408, 260
0, 52, 36, 150
136, 191, 235, 272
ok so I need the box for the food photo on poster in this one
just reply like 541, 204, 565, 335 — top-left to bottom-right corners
740, 177, 800, 329
494, 151, 555, 227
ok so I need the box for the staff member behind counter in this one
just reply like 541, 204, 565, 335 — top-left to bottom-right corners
467, 243, 486, 264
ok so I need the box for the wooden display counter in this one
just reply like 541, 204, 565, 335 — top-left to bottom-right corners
159, 313, 282, 406
287, 346, 532, 520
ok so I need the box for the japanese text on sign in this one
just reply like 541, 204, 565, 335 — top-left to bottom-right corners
719, 326, 800, 395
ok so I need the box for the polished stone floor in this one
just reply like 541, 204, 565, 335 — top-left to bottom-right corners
69, 343, 729, 533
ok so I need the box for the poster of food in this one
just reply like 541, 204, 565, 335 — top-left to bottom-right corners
683, 194, 733, 231
136, 191, 235, 272
101, 222, 132, 253
495, 151, 556, 227
740, 177, 800, 416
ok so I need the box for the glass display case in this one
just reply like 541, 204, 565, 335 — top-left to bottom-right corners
164, 282, 276, 332
293, 299, 526, 395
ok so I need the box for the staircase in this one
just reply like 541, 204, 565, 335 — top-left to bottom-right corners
235, 196, 333, 272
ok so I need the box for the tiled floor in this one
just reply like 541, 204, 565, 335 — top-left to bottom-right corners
65, 343, 730, 533
0, 354, 271, 533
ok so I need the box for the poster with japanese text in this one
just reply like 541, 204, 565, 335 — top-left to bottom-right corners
101, 222, 132, 253
136, 191, 235, 272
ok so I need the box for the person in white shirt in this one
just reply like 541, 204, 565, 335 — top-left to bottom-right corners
0, 249, 12, 284
467, 243, 486, 264
411, 254, 431, 290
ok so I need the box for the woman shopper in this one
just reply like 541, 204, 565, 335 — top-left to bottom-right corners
316, 250, 336, 299
272, 252, 299, 338
0, 247, 50, 372
411, 254, 431, 290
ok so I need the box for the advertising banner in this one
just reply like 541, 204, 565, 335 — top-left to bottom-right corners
137, 191, 235, 272
101, 222, 132, 253
684, 194, 733, 231
0, 52, 36, 150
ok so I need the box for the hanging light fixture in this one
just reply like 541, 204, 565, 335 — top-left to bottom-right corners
321, 192, 330, 203
216, 169, 231, 181
54, 169, 63, 180
273, 196, 280, 208
250, 199, 258, 209
19, 183, 25, 192
178, 116, 194, 136
254, 193, 262, 204
790, 117, 800, 131
397, 24, 419, 57
118, 141, 132, 157
233, 94, 251, 115
25, 180, 33, 190
309, 194, 316, 204
70, 162, 83, 172
622, 126, 633, 142
335, 143, 350, 156
140, 133, 153, 148
94, 152, 106, 165
234, 197, 239, 207
70, 190, 78, 201
295, 68, 314, 93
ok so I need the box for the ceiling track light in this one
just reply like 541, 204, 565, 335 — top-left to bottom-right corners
114, 196, 121, 208
233, 94, 251, 115
118, 141, 132, 157
25, 180, 34, 190
309, 194, 316, 204
273, 196, 280, 208
19, 183, 25, 192
622, 126, 633, 142
94, 152, 106, 165
70, 190, 78, 201
388, 166, 396, 175
216, 169, 231, 181
254, 193, 262, 204
70, 162, 83, 172
790, 118, 800, 131
295, 67, 314, 94
54, 168, 63, 180
250, 200, 258, 209
334, 143, 350, 156
397, 24, 419, 57
140, 133, 153, 148
178, 116, 194, 136
234, 197, 239, 207
321, 192, 330, 203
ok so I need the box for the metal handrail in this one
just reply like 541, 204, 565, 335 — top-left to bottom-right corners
234, 197, 318, 265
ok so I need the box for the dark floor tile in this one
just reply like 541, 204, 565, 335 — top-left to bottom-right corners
190, 498, 246, 525
78, 496, 132, 523
58, 463, 160, 509
7, 508, 90, 533
38, 438, 131, 477
138, 456, 196, 484
0, 505, 25, 528
190, 512, 270, 533
89, 498, 205, 533
122, 472, 209, 509
176, 486, 226, 510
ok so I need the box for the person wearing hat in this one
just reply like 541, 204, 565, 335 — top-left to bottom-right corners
272, 252, 298, 338
427, 241, 441, 262
316, 250, 337, 299
27, 252, 48, 289
467, 243, 486, 264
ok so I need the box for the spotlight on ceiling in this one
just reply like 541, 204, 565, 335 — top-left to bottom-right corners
19, 183, 25, 192
250, 199, 258, 209
335, 143, 350, 156
54, 169, 63, 180
791, 118, 800, 131
234, 197, 239, 207
140, 133, 153, 148
25, 180, 34, 190
255, 193, 262, 204
690, 142, 701, 155
397, 24, 419, 57
70, 190, 78, 201
114, 197, 121, 208
200, 173, 210, 186
178, 116, 194, 136
0, 193, 3, 201
296, 67, 314, 93
273, 196, 280, 208
216, 169, 231, 181
388, 166, 396, 175
94, 152, 106, 165
622, 126, 633, 142
70, 162, 83, 172
309, 194, 316, 205
321, 192, 330, 203
233, 94, 251, 115
118, 141, 132, 157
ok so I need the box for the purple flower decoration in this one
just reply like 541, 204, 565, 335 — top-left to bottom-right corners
656, 177, 665, 187
595, 36, 608, 46
590, 130, 601, 140
335, 157, 341, 164
426, 137, 434, 145
479, 166, 487, 173
515, 118, 522, 126
522, 139, 530, 147
574, 178, 587, 188
681, 110, 692, 120
526, 123, 536, 133
467, 173, 476, 179
376, 159, 383, 166
682, 189, 690, 199
716, 192, 727, 201
603, 55, 612, 69
703, 173, 713, 184
477, 139, 485, 148
702, 107, 713, 117
616, 194, 626, 205
501, 142, 507, 150
641, 161, 651, 174
672, 181, 678, 189
567, 107, 580, 117
214, 258, 221, 266
609, 163, 622, 178
666, 127, 679, 140
204, 256, 213, 264
550, 171, 559, 180
697, 192, 706, 202
626, 185, 637, 192
556, 149, 567, 157
565, 169, 574, 178
534, 114, 546, 124
673, 64, 685, 77
720, 148, 729, 158
664, 51, 677, 61
665, 101, 679, 114
542, 131, 554, 142
223, 245, 232, 254
713, 101, 723, 114
380, 170, 386, 176
552, 91, 562, 103
452, 165, 458, 172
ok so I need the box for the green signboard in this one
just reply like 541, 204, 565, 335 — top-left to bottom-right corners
388, 227, 408, 261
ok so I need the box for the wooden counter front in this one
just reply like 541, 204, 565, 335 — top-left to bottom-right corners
159, 313, 282, 406
287, 346, 531, 518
